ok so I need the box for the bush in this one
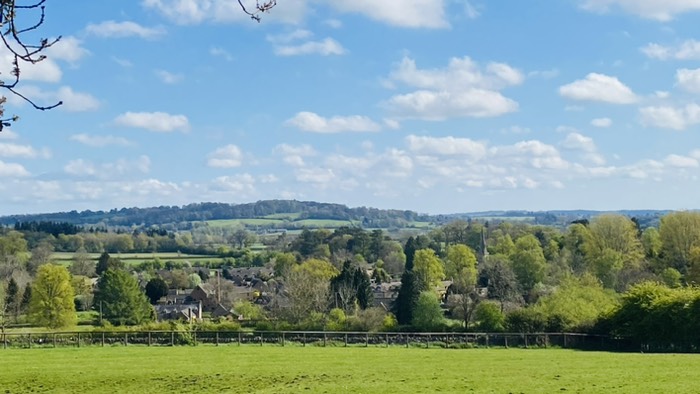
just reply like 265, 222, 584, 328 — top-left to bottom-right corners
505, 308, 546, 333
474, 302, 505, 332
412, 292, 445, 331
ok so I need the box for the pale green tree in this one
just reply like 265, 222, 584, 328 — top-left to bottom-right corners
29, 265, 76, 329
510, 235, 547, 293
413, 249, 445, 291
659, 211, 700, 272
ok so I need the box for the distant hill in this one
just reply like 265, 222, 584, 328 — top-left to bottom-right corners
0, 200, 434, 228
0, 200, 675, 230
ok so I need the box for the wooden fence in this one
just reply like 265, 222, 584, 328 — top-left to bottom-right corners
0, 331, 635, 351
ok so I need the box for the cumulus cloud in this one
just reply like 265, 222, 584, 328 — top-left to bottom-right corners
0, 142, 49, 159
274, 143, 316, 167
0, 129, 18, 140
640, 104, 700, 130
212, 174, 256, 193
406, 135, 487, 160
559, 73, 638, 104
114, 111, 190, 132
384, 56, 521, 120
47, 36, 90, 64
665, 154, 699, 168
561, 132, 605, 165
86, 20, 166, 39
580, 0, 700, 21
8, 86, 100, 112
286, 112, 382, 133
70, 134, 133, 147
207, 144, 244, 168
64, 156, 151, 178
0, 161, 30, 177
676, 68, 700, 93
641, 40, 700, 60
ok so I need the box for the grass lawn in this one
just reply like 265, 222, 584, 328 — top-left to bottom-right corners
0, 347, 698, 393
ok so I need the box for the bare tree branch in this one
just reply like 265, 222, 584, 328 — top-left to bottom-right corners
0, 0, 62, 131
237, 0, 277, 22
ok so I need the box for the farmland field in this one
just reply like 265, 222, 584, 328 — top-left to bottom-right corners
51, 252, 220, 266
0, 347, 698, 393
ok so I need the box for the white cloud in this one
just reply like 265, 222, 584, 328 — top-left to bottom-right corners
676, 68, 700, 93
47, 36, 90, 64
273, 38, 346, 56
0, 54, 61, 83
114, 111, 190, 132
273, 143, 316, 156
559, 73, 638, 104
0, 129, 18, 140
640, 104, 700, 130
561, 132, 605, 165
295, 167, 337, 185
212, 174, 256, 193
64, 156, 151, 178
639, 103, 700, 130
329, 0, 449, 28
665, 154, 699, 168
85, 20, 166, 39
155, 69, 184, 84
406, 135, 487, 160
267, 29, 313, 44
641, 40, 700, 60
10, 86, 100, 112
0, 161, 29, 177
591, 117, 613, 128
389, 56, 524, 91
580, 0, 700, 21
0, 142, 47, 159
384, 56, 521, 120
286, 112, 382, 133
70, 134, 133, 147
143, 0, 449, 28
384, 89, 518, 120
207, 144, 243, 168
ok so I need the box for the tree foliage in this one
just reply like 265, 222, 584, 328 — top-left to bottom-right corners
145, 277, 168, 304
413, 248, 445, 292
95, 269, 152, 326
28, 264, 76, 329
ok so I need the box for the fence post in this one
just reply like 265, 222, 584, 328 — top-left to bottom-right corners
365, 333, 369, 348
427, 334, 430, 349
194, 331, 197, 346
124, 333, 128, 347
216, 332, 219, 347
323, 333, 327, 347
101, 332, 105, 347
505, 335, 508, 348
385, 333, 389, 348
238, 332, 242, 347
260, 332, 263, 347
171, 331, 175, 347
344, 333, 348, 347
544, 334, 548, 349
28, 333, 31, 349
77, 333, 81, 348
563, 333, 567, 348
303, 332, 306, 347
524, 334, 528, 348
485, 334, 489, 348
281, 332, 285, 347
3, 333, 6, 349
406, 334, 409, 348
148, 332, 151, 347
53, 333, 56, 348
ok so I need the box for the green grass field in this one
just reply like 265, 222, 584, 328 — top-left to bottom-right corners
0, 347, 698, 393
51, 252, 220, 266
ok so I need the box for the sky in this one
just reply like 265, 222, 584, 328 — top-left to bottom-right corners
2, 0, 700, 215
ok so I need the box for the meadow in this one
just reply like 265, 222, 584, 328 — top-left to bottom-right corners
0, 346, 698, 393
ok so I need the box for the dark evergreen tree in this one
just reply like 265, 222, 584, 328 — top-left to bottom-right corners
393, 270, 419, 325
144, 277, 169, 304
5, 277, 18, 308
20, 283, 32, 314
96, 252, 125, 276
95, 269, 153, 326
404, 237, 416, 271
354, 268, 373, 310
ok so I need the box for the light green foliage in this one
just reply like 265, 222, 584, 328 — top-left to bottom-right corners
187, 273, 202, 288
564, 223, 592, 274
444, 244, 477, 289
584, 215, 643, 268
412, 249, 445, 291
533, 275, 618, 331
641, 227, 662, 259
660, 211, 700, 273
474, 301, 505, 332
325, 308, 346, 331
29, 264, 76, 329
411, 291, 444, 331
0, 231, 28, 262
660, 267, 682, 288
273, 252, 297, 277
590, 248, 624, 289
1, 347, 700, 393
294, 258, 339, 281
233, 300, 265, 321
510, 234, 546, 292
95, 269, 153, 326
489, 232, 516, 257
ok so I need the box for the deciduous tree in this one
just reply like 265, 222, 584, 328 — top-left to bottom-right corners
29, 264, 76, 329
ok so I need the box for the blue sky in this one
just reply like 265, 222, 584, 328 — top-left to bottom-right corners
2, 0, 700, 215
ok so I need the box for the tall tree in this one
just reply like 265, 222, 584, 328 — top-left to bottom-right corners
510, 235, 547, 294
29, 265, 76, 329
444, 245, 479, 328
5, 277, 18, 321
145, 277, 168, 304
659, 211, 700, 273
393, 270, 419, 325
412, 249, 445, 292
95, 269, 152, 326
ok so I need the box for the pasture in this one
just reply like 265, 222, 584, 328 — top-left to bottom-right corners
0, 346, 698, 393
51, 252, 220, 266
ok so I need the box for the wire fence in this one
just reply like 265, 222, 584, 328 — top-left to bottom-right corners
0, 331, 637, 351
